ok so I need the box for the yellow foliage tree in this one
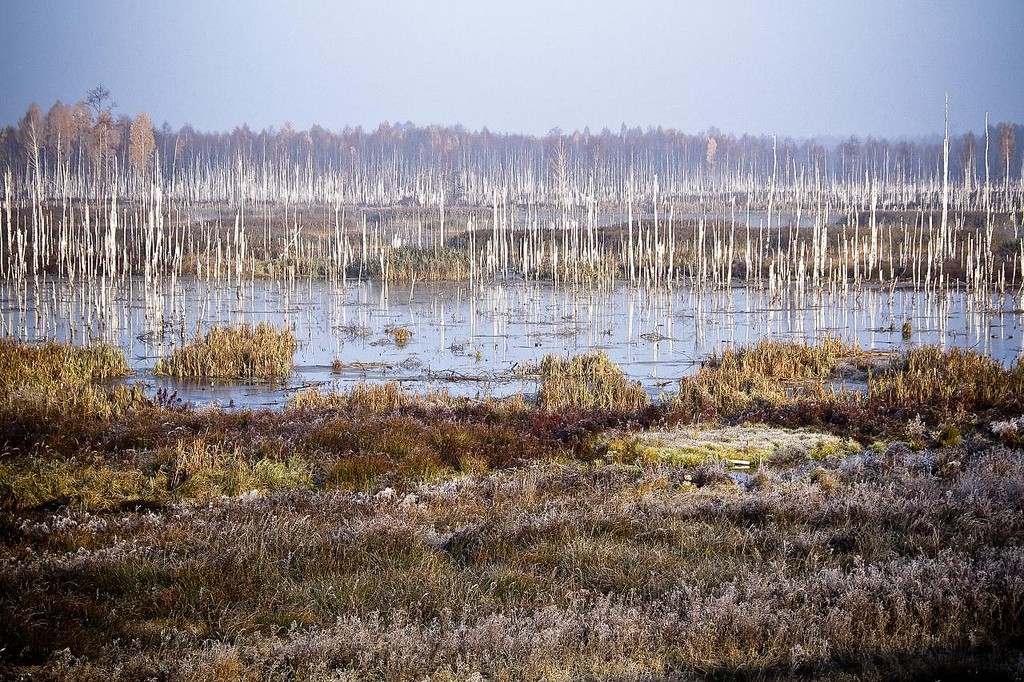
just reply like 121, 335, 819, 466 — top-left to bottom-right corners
129, 112, 156, 173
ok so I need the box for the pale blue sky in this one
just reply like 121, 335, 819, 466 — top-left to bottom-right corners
2, 0, 1021, 137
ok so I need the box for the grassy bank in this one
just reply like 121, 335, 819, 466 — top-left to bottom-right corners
1, 337, 1023, 680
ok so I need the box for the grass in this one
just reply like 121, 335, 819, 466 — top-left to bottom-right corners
154, 323, 297, 379
0, 338, 130, 390
670, 338, 1024, 444
674, 336, 861, 419
868, 345, 1024, 416
2, 338, 1024, 679
2, 444, 1022, 680
535, 351, 650, 413
292, 381, 459, 412
0, 337, 147, 431
613, 423, 861, 468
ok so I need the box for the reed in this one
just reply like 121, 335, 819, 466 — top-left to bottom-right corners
154, 323, 297, 379
869, 346, 1024, 414
0, 338, 130, 391
0, 338, 146, 424
674, 336, 860, 418
536, 351, 650, 412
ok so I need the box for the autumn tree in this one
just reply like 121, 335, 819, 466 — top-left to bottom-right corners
71, 101, 92, 149
16, 103, 44, 194
129, 112, 156, 173
44, 102, 75, 161
705, 136, 718, 171
84, 109, 120, 196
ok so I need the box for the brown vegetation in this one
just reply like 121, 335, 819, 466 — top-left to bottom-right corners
1, 338, 1023, 679
534, 351, 651, 413
2, 442, 1022, 680
154, 323, 297, 379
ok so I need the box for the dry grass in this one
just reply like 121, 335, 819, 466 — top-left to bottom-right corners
3, 339, 1024, 679
535, 351, 650, 413
292, 381, 458, 413
868, 345, 1024, 415
674, 336, 861, 419
670, 339, 1024, 446
0, 338, 147, 432
154, 323, 297, 379
0, 338, 130, 391
2, 443, 1022, 680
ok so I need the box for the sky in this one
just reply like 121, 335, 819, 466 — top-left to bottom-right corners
1, 0, 1022, 139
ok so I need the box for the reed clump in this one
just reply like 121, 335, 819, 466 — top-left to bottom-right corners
675, 336, 860, 418
0, 338, 130, 392
536, 351, 650, 412
384, 326, 412, 348
869, 346, 1024, 415
154, 323, 297, 379
0, 339, 147, 427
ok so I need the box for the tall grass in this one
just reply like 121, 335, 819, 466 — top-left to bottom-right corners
0, 338, 146, 423
869, 345, 1024, 414
154, 323, 297, 379
675, 336, 860, 418
536, 351, 650, 412
0, 338, 130, 391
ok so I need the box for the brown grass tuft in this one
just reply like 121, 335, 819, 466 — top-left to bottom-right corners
869, 346, 1024, 415
674, 336, 860, 418
154, 323, 296, 379
536, 352, 650, 412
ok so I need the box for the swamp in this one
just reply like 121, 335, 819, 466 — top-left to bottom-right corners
1, 105, 1023, 680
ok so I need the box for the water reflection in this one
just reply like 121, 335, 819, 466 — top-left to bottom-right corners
2, 276, 1021, 408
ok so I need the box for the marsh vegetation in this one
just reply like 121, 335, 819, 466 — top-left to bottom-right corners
1, 100, 1023, 678
153, 323, 297, 380
1, 336, 1024, 679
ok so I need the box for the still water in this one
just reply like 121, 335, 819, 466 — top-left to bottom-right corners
3, 277, 1022, 408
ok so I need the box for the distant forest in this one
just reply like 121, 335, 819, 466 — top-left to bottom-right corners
2, 91, 1021, 206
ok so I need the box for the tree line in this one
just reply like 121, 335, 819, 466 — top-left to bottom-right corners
1, 89, 1020, 206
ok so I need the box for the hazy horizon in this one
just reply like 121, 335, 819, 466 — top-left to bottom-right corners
2, 0, 1022, 139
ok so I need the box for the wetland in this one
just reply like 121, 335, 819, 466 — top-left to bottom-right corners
1, 111, 1023, 679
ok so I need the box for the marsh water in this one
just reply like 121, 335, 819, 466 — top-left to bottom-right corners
3, 276, 1023, 408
